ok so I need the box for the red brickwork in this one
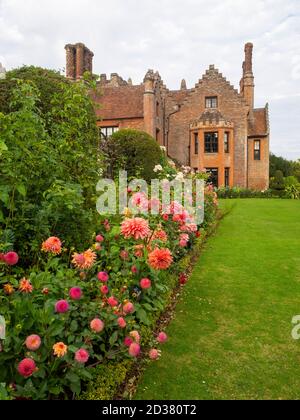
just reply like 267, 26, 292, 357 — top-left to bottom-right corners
66, 42, 270, 190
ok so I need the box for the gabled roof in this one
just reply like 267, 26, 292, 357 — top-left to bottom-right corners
94, 85, 144, 120
191, 110, 234, 129
248, 106, 269, 137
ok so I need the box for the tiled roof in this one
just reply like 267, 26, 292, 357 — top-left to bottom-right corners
248, 108, 268, 136
94, 85, 144, 120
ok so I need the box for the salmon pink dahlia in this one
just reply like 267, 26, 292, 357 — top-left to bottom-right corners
123, 302, 135, 314
69, 287, 82, 301
72, 249, 97, 270
18, 358, 36, 378
148, 248, 173, 271
128, 343, 141, 358
25, 335, 41, 351
118, 317, 127, 329
90, 318, 105, 333
121, 218, 151, 241
41, 237, 62, 255
149, 349, 161, 360
4, 251, 19, 266
55, 300, 69, 314
75, 349, 89, 364
96, 235, 104, 243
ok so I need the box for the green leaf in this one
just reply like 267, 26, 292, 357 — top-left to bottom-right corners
16, 184, 26, 197
136, 308, 151, 325
109, 330, 119, 346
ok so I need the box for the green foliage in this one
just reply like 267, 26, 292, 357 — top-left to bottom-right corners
270, 153, 300, 181
102, 129, 163, 182
0, 66, 68, 118
217, 187, 273, 199
270, 170, 285, 194
0, 75, 100, 264
79, 360, 131, 400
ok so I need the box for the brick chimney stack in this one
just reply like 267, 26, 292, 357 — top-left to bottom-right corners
240, 42, 255, 109
65, 43, 94, 81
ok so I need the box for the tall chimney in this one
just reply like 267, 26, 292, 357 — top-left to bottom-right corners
65, 43, 94, 81
75, 43, 84, 80
65, 44, 76, 80
241, 42, 255, 109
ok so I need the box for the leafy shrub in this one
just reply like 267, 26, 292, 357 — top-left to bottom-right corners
0, 66, 67, 118
101, 129, 162, 182
0, 76, 100, 265
217, 187, 273, 199
270, 170, 285, 194
79, 361, 131, 400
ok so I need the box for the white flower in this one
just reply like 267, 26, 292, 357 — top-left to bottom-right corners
160, 146, 167, 153
175, 172, 184, 181
154, 165, 163, 173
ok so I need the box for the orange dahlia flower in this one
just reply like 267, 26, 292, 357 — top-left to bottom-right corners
121, 218, 151, 241
41, 237, 62, 255
148, 248, 173, 271
151, 229, 168, 243
19, 278, 33, 293
4, 284, 14, 295
72, 249, 97, 270
53, 342, 68, 358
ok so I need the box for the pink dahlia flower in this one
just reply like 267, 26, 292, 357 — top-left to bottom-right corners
55, 300, 69, 314
124, 337, 133, 347
121, 218, 151, 241
96, 235, 104, 243
97, 272, 109, 283
140, 278, 152, 290
75, 349, 89, 364
69, 287, 82, 301
108, 296, 119, 307
18, 358, 36, 378
4, 251, 19, 266
100, 285, 109, 295
157, 332, 168, 343
25, 335, 41, 351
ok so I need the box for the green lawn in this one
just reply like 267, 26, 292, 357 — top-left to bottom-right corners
135, 199, 300, 400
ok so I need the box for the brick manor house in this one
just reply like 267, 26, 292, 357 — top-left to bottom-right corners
65, 42, 270, 190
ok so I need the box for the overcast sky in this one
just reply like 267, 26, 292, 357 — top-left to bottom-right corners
0, 0, 299, 160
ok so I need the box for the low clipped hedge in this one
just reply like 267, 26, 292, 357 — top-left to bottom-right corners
102, 129, 163, 182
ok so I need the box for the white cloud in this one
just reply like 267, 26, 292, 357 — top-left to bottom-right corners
0, 0, 299, 159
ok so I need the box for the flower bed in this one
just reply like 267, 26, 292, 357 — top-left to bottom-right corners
0, 187, 218, 400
